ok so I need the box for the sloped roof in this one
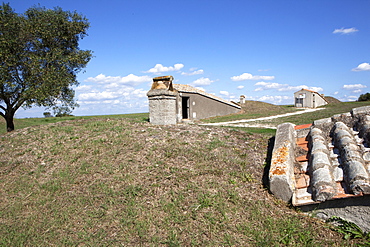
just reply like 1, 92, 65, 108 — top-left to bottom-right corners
173, 84, 241, 109
295, 88, 328, 103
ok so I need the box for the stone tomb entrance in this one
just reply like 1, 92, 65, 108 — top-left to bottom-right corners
147, 75, 241, 125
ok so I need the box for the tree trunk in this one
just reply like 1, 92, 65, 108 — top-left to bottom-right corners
5, 112, 15, 132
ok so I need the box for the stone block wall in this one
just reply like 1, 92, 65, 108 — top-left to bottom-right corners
147, 89, 177, 125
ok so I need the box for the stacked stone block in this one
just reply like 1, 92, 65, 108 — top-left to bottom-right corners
269, 105, 370, 203
309, 127, 336, 201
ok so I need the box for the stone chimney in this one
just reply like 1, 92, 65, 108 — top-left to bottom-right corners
147, 76, 178, 125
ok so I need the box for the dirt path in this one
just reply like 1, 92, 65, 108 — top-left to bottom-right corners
201, 108, 323, 129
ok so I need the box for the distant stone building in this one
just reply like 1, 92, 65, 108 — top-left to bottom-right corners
147, 76, 241, 125
240, 95, 246, 104
294, 89, 328, 108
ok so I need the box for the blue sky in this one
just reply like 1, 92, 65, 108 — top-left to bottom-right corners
8, 0, 370, 118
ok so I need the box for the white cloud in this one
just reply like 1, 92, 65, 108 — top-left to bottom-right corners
181, 69, 204, 76
131, 88, 147, 98
341, 95, 359, 102
352, 63, 370, 72
333, 27, 359, 34
237, 85, 244, 89
343, 84, 367, 93
194, 86, 206, 92
279, 85, 323, 92
219, 91, 229, 96
145, 63, 184, 74
258, 95, 292, 105
78, 91, 120, 101
190, 77, 214, 86
231, 73, 275, 81
254, 82, 284, 91
334, 91, 339, 95
254, 82, 323, 92
75, 85, 92, 91
85, 73, 151, 86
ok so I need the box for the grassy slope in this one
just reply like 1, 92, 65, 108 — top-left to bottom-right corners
254, 101, 370, 126
1, 102, 370, 245
203, 101, 370, 127
0, 113, 149, 135
0, 116, 356, 246
202, 101, 299, 123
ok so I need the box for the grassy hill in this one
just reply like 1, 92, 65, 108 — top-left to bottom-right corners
202, 101, 299, 123
324, 96, 341, 104
1, 101, 370, 245
202, 100, 370, 127
0, 118, 361, 246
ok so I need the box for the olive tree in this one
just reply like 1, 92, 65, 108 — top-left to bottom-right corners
0, 3, 92, 131
358, 93, 370, 102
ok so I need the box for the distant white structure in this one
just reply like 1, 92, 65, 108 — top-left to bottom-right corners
240, 95, 246, 104
294, 89, 328, 108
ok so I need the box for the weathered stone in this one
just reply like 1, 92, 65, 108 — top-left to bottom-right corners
341, 148, 363, 163
269, 123, 296, 202
334, 121, 349, 131
310, 127, 323, 136
300, 195, 370, 233
346, 160, 369, 182
314, 184, 335, 202
363, 152, 370, 162
311, 152, 331, 170
332, 112, 351, 121
334, 129, 352, 140
311, 142, 329, 155
351, 105, 370, 116
313, 117, 332, 126
350, 180, 370, 195
147, 89, 177, 125
333, 166, 344, 182
310, 134, 326, 143
336, 136, 354, 147
312, 168, 335, 201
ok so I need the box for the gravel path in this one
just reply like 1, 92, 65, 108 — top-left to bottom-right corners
201, 108, 324, 129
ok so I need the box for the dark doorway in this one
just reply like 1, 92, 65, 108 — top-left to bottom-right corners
182, 97, 190, 119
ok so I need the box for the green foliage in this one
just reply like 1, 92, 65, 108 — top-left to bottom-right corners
0, 3, 92, 131
53, 106, 73, 117
43, 112, 52, 118
327, 216, 370, 242
358, 93, 370, 102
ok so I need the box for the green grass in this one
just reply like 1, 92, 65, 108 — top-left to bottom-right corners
202, 101, 370, 129
252, 101, 370, 126
1, 102, 369, 245
0, 112, 149, 134
0, 117, 351, 246
202, 103, 299, 123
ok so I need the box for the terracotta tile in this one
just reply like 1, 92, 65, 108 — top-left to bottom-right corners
295, 123, 312, 130
296, 137, 308, 143
336, 182, 346, 195
332, 193, 363, 199
296, 155, 308, 162
294, 166, 301, 174
296, 137, 309, 151
295, 174, 310, 189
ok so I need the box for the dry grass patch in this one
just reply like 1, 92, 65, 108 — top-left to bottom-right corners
0, 118, 349, 246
